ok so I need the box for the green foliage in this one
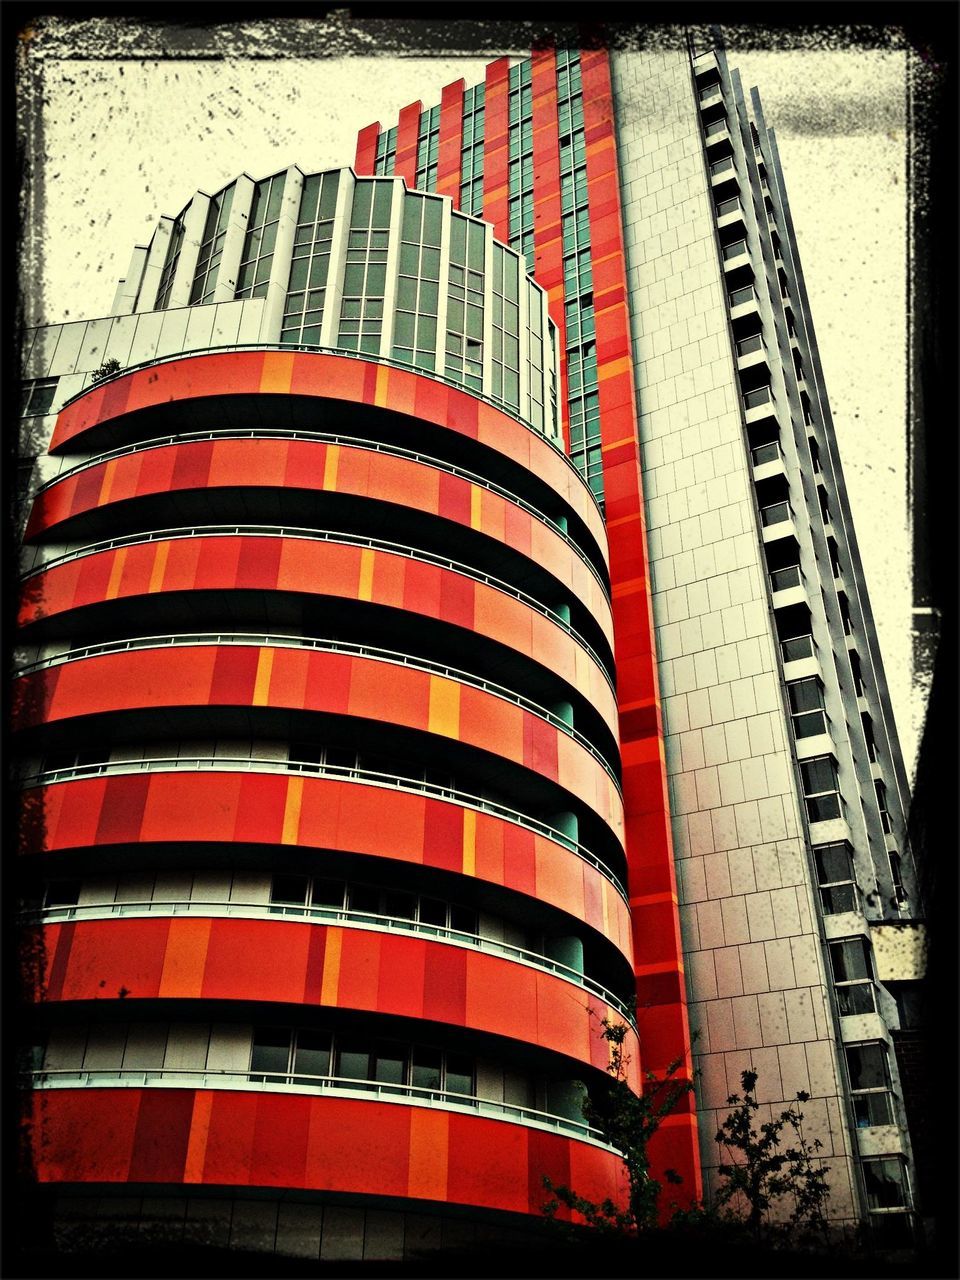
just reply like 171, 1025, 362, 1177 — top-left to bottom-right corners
542, 1010, 695, 1234
714, 1069, 830, 1245
91, 358, 121, 383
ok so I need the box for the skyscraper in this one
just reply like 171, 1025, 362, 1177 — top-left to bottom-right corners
16, 36, 926, 1263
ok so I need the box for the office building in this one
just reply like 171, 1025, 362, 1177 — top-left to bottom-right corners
15, 38, 925, 1261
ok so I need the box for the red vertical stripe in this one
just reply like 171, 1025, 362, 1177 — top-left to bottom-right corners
481, 58, 511, 244
355, 122, 380, 175
529, 49, 569, 450
437, 79, 465, 205
395, 101, 423, 188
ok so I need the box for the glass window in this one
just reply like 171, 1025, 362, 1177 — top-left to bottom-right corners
21, 378, 59, 417
236, 172, 286, 300
814, 842, 858, 915
875, 780, 893, 833
250, 1028, 290, 1080
293, 1030, 330, 1080
787, 678, 827, 739
829, 937, 876, 1015
411, 1048, 442, 1091
336, 1043, 371, 1082
800, 756, 842, 823
846, 1042, 894, 1127
373, 1042, 407, 1085
862, 1158, 909, 1211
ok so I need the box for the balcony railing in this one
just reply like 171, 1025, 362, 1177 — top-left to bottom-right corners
20, 756, 628, 901
27, 1069, 618, 1150
22, 523, 616, 692
28, 899, 635, 1024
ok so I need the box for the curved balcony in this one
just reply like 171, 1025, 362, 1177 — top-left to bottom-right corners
21, 764, 634, 940
46, 348, 608, 558
17, 631, 620, 780
13, 643, 624, 844
29, 898, 635, 1023
32, 427, 611, 599
27, 1087, 629, 1219
31, 1068, 615, 1147
25, 436, 613, 646
34, 916, 642, 1079
20, 528, 620, 736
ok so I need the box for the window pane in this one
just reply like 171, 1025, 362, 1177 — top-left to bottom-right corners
294, 1030, 330, 1079
863, 1160, 908, 1210
373, 1043, 407, 1085
411, 1049, 442, 1090
336, 1045, 370, 1081
846, 1043, 889, 1091
250, 1030, 289, 1077
271, 875, 308, 905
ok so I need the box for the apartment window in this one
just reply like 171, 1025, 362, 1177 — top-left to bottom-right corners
236, 172, 286, 300
729, 284, 756, 308
393, 192, 443, 372
190, 184, 235, 305
827, 538, 842, 580
704, 117, 727, 139
760, 500, 790, 527
743, 385, 773, 411
709, 155, 735, 178
838, 592, 852, 636
875, 780, 893, 833
415, 103, 441, 191
800, 755, 842, 823
337, 180, 393, 354
862, 1157, 910, 1211
21, 377, 58, 417
715, 195, 741, 218
722, 238, 748, 262
459, 83, 485, 217
155, 215, 186, 310
374, 126, 398, 177
752, 440, 780, 466
862, 713, 878, 763
281, 170, 340, 347
444, 214, 485, 391
770, 563, 801, 592
737, 332, 764, 358
829, 936, 876, 1014
816, 484, 831, 525
846, 1043, 895, 1127
850, 650, 865, 697
888, 851, 907, 904
814, 842, 858, 914
809, 436, 822, 473
787, 677, 827, 739
698, 79, 721, 102
250, 1028, 331, 1083
270, 875, 477, 937
781, 632, 814, 663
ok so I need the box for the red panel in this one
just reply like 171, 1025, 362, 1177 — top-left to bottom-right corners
481, 58, 511, 245
34, 1088, 629, 1217
436, 79, 465, 205
394, 101, 422, 189
127, 1088, 195, 1183
355, 121, 380, 175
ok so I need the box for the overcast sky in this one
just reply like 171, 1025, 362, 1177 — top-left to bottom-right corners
19, 19, 919, 777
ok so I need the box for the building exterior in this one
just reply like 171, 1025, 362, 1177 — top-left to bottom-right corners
16, 37, 926, 1263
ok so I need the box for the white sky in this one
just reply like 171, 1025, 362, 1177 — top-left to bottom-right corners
19, 26, 918, 777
